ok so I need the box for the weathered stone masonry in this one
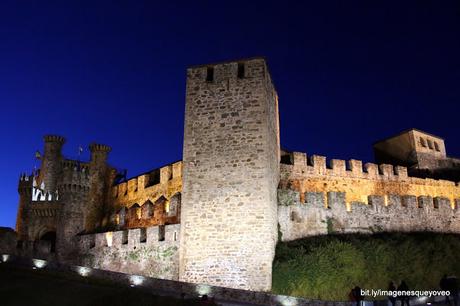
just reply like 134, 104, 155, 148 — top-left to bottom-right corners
278, 152, 460, 241
79, 224, 180, 280
180, 58, 280, 291
9, 58, 460, 294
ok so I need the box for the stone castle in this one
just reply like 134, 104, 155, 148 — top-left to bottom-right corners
7, 58, 460, 292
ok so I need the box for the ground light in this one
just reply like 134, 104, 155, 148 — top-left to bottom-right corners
75, 266, 92, 277
32, 259, 47, 269
196, 284, 212, 296
1, 254, 9, 263
275, 295, 298, 306
129, 275, 144, 286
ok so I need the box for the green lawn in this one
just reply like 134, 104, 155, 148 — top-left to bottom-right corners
0, 264, 195, 306
272, 232, 460, 301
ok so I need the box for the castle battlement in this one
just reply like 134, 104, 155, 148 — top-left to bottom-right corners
59, 161, 91, 191
77, 224, 181, 281
12, 59, 460, 292
282, 151, 460, 187
278, 189, 460, 241
112, 161, 182, 199
79, 224, 180, 251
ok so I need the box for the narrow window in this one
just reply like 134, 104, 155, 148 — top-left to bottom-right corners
434, 142, 440, 151
140, 228, 147, 243
89, 238, 96, 249
420, 138, 426, 147
427, 139, 433, 149
173, 232, 177, 241
159, 225, 165, 241
206, 66, 214, 82
417, 198, 423, 208
122, 230, 128, 244
237, 63, 245, 79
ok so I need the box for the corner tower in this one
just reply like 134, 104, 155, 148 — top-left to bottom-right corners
39, 135, 66, 192
180, 58, 280, 291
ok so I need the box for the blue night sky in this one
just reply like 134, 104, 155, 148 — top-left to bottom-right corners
0, 1, 459, 228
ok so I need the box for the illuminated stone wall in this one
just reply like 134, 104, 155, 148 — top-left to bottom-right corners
106, 161, 182, 229
78, 224, 180, 280
278, 152, 460, 241
180, 58, 280, 291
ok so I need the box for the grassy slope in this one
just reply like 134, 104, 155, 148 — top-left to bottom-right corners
272, 232, 460, 301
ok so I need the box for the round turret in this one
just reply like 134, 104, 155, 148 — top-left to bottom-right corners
89, 143, 111, 153
39, 134, 66, 192
43, 135, 66, 144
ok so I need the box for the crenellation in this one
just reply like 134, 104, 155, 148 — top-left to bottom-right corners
292, 152, 307, 166
312, 155, 327, 174
327, 191, 346, 208
348, 159, 363, 176
402, 195, 417, 208
279, 189, 460, 240
160, 165, 172, 184
127, 177, 138, 195
365, 163, 379, 178
305, 192, 325, 207
395, 165, 408, 178
330, 159, 346, 175
379, 164, 394, 178
12, 59, 460, 293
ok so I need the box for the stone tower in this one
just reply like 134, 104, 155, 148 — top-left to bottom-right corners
180, 58, 280, 291
87, 143, 112, 231
56, 143, 112, 260
39, 135, 66, 192
16, 174, 32, 241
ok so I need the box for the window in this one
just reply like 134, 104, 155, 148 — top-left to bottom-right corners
159, 225, 165, 241
427, 139, 433, 149
420, 138, 426, 147
206, 66, 214, 82
122, 230, 128, 245
142, 201, 154, 219
417, 198, 423, 208
140, 228, 147, 243
237, 63, 245, 79
434, 142, 440, 151
433, 198, 439, 209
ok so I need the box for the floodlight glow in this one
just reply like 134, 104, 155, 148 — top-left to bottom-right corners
196, 284, 212, 296
76, 266, 91, 277
275, 295, 298, 306
1, 254, 10, 262
32, 259, 47, 269
106, 232, 113, 247
129, 275, 144, 286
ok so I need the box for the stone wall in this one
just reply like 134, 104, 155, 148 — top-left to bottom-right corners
78, 224, 180, 280
278, 151, 460, 241
106, 161, 182, 229
0, 227, 17, 254
180, 58, 280, 291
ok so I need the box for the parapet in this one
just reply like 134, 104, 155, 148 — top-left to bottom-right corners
186, 57, 270, 85
112, 161, 182, 199
43, 135, 66, 144
79, 224, 180, 251
89, 143, 112, 153
280, 151, 459, 184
